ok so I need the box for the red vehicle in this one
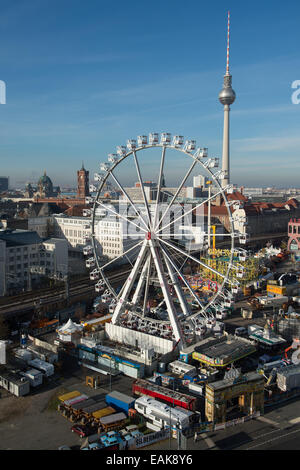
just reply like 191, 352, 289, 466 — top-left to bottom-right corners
71, 424, 96, 438
132, 379, 197, 411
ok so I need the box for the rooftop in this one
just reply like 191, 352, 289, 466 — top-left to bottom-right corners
207, 371, 263, 391
0, 229, 42, 247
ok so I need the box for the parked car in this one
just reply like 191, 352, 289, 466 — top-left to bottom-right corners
81, 442, 103, 450
71, 424, 96, 438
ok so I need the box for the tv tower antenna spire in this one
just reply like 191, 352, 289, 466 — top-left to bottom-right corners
219, 10, 236, 188
226, 10, 230, 76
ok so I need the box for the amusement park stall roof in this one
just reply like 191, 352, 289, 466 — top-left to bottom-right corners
193, 335, 256, 367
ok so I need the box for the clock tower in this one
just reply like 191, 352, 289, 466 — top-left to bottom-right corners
77, 162, 90, 198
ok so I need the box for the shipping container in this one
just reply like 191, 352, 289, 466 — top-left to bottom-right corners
105, 391, 135, 415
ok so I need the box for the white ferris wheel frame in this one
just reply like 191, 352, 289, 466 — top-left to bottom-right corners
90, 136, 237, 347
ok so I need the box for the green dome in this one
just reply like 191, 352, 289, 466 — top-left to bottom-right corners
38, 171, 52, 186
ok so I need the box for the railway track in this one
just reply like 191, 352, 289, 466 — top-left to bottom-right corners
0, 269, 131, 317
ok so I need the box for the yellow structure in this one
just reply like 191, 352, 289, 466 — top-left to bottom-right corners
199, 254, 260, 286
205, 372, 264, 423
58, 390, 81, 402
92, 406, 116, 420
267, 284, 287, 296
86, 375, 101, 388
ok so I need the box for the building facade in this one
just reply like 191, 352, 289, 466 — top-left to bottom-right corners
0, 229, 68, 295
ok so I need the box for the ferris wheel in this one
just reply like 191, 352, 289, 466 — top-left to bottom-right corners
83, 132, 247, 348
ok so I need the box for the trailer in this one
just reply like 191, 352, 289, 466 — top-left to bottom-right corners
27, 358, 54, 377
187, 382, 204, 397
132, 378, 197, 411
19, 368, 43, 388
277, 364, 300, 392
168, 360, 197, 376
58, 390, 81, 402
0, 369, 30, 397
99, 412, 127, 432
105, 391, 135, 415
92, 406, 116, 421
134, 396, 194, 433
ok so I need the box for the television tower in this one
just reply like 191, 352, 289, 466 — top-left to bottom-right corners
219, 11, 236, 188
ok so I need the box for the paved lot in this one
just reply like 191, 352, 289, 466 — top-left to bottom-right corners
0, 361, 135, 450
2, 356, 300, 450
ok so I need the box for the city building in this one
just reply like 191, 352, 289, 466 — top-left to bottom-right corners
0, 177, 9, 192
288, 218, 300, 252
0, 229, 68, 295
233, 198, 300, 241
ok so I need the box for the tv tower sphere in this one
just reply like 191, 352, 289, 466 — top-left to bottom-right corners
219, 77, 236, 105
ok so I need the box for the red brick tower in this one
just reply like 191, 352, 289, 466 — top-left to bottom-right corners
77, 162, 90, 198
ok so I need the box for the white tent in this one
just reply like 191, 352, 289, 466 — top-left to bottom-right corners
57, 318, 83, 342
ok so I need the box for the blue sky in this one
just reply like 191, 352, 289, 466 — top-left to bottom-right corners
1, 0, 300, 188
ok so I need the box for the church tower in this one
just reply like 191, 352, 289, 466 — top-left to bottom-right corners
77, 162, 90, 198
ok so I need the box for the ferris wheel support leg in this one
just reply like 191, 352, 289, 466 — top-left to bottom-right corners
142, 259, 152, 316
148, 239, 185, 348
131, 253, 151, 305
162, 250, 191, 318
111, 240, 149, 324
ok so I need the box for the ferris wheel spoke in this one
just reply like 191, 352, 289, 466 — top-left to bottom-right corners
153, 146, 166, 230
158, 238, 228, 281
98, 239, 144, 271
132, 150, 152, 229
159, 241, 206, 312
155, 158, 198, 232
109, 170, 149, 231
157, 186, 225, 236
131, 252, 151, 305
111, 240, 149, 324
96, 199, 147, 234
